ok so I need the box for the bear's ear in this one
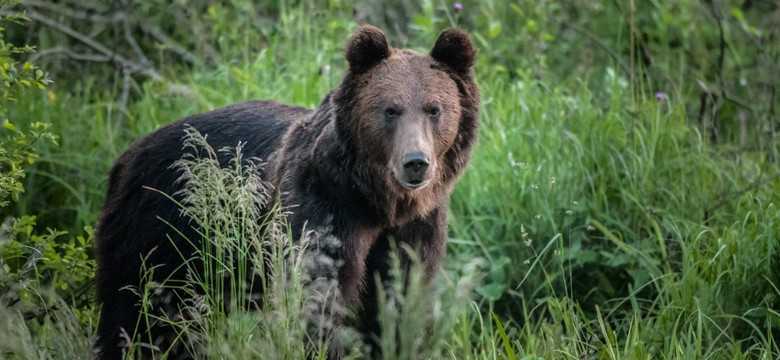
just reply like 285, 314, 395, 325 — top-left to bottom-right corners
345, 25, 391, 72
430, 28, 476, 74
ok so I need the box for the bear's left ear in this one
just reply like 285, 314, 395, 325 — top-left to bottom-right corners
430, 28, 476, 74
345, 25, 391, 72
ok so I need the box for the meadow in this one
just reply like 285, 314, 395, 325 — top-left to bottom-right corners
1, 0, 778, 358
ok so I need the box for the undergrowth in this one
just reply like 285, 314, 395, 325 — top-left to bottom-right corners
0, 0, 778, 359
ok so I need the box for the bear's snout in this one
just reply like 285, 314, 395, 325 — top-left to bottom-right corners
403, 152, 429, 184
395, 152, 432, 190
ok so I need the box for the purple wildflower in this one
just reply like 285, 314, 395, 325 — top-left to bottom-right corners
655, 92, 667, 101
454, 2, 463, 12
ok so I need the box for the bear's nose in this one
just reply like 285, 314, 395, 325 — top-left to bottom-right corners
403, 153, 429, 182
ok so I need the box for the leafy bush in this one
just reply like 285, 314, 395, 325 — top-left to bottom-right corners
0, 0, 95, 335
0, 0, 52, 207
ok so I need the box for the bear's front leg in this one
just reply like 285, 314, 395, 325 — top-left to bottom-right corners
295, 216, 345, 358
292, 210, 382, 359
356, 206, 448, 357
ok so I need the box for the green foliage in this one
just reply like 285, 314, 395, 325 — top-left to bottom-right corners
0, 121, 55, 207
0, 1, 53, 207
0, 0, 778, 358
0, 1, 95, 350
0, 215, 96, 330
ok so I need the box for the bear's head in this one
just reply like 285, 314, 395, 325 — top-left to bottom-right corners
334, 25, 479, 197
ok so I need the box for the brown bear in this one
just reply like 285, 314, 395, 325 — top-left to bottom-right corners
94, 25, 479, 359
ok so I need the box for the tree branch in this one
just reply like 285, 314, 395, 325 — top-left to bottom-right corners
138, 23, 197, 66
27, 46, 111, 63
24, 0, 124, 24
24, 7, 163, 82
561, 22, 631, 77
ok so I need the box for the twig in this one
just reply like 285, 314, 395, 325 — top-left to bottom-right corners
123, 18, 150, 68
138, 23, 197, 65
738, 110, 747, 150
58, 0, 109, 13
722, 91, 756, 114
27, 46, 111, 63
707, 2, 727, 85
0, 242, 45, 308
561, 22, 631, 77
706, 2, 728, 144
704, 175, 769, 222
768, 83, 778, 163
23, 0, 124, 24
116, 64, 132, 123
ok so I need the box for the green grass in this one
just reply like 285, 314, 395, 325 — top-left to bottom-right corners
1, 0, 779, 359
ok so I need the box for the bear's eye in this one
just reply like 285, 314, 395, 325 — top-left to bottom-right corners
428, 107, 441, 118
384, 108, 399, 118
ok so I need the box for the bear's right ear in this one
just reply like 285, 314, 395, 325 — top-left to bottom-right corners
345, 25, 391, 72
430, 28, 476, 74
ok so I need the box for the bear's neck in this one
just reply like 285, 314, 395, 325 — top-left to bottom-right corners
314, 129, 449, 228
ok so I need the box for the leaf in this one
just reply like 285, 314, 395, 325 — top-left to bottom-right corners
489, 21, 502, 39
510, 4, 523, 16
476, 283, 506, 301
729, 7, 745, 23
524, 20, 538, 34
27, 152, 38, 164
492, 312, 516, 360
489, 256, 511, 284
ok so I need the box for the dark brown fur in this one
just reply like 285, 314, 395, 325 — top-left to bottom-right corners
94, 25, 479, 359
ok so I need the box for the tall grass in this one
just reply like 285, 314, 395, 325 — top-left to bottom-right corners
1, 0, 778, 359
0, 304, 93, 358
118, 128, 314, 358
